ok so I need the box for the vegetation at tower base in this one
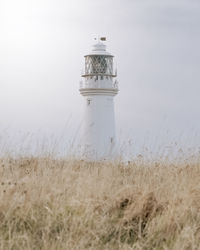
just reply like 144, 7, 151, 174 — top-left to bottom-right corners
0, 156, 200, 249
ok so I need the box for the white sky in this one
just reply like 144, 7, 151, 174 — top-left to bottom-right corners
0, 0, 200, 156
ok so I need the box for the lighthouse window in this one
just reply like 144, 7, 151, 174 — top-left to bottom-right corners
87, 99, 91, 105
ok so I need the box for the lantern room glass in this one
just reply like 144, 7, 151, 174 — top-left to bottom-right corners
84, 55, 113, 76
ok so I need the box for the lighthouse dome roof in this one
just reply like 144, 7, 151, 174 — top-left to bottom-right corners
85, 42, 113, 57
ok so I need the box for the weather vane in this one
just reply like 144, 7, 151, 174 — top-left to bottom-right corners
94, 36, 107, 42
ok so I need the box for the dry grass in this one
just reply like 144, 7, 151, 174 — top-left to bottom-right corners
0, 156, 200, 249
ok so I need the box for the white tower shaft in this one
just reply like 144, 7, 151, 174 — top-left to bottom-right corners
80, 40, 118, 160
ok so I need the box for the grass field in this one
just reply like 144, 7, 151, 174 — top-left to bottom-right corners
0, 156, 200, 249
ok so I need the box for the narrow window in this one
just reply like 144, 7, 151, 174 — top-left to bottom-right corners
87, 99, 91, 105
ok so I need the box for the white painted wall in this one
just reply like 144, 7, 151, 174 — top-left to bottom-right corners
82, 92, 116, 160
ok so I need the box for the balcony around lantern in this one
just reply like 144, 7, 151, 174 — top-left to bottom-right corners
79, 78, 119, 91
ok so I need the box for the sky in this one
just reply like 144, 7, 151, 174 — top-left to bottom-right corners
0, 0, 200, 156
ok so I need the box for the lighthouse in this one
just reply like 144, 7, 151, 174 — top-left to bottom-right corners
80, 38, 119, 160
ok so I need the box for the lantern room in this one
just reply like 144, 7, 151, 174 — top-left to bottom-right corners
82, 41, 116, 78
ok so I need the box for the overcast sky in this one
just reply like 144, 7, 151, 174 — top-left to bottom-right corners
0, 0, 200, 156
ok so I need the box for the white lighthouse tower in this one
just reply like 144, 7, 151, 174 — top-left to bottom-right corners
79, 38, 119, 160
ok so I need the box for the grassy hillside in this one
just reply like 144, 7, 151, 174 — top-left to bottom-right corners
0, 157, 200, 249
